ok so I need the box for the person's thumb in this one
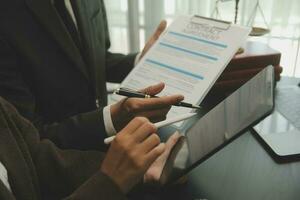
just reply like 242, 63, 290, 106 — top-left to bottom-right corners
153, 20, 167, 40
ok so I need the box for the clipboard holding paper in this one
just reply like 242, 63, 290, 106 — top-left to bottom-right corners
112, 15, 251, 125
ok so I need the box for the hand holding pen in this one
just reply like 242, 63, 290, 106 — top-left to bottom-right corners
104, 112, 197, 144
115, 87, 201, 109
109, 83, 185, 132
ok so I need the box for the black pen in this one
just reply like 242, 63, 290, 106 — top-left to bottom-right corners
114, 87, 201, 109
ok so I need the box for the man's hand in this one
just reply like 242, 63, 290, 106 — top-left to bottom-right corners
101, 117, 165, 194
144, 132, 181, 184
110, 82, 184, 132
139, 20, 167, 61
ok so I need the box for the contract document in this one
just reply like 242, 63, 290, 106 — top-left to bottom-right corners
112, 15, 251, 122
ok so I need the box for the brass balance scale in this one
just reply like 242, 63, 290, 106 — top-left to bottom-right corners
211, 0, 270, 54
211, 0, 270, 36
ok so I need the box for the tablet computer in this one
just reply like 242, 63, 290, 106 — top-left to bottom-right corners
253, 110, 300, 158
158, 65, 274, 184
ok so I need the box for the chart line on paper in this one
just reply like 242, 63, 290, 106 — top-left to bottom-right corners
159, 42, 218, 61
113, 15, 251, 124
169, 31, 228, 48
145, 59, 204, 80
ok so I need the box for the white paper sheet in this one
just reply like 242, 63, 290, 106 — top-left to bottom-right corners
112, 15, 251, 122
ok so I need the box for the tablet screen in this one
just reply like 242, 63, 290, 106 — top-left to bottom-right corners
160, 66, 274, 183
253, 111, 300, 157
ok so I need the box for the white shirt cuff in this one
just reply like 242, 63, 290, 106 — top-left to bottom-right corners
134, 53, 142, 66
104, 53, 141, 136
103, 105, 117, 136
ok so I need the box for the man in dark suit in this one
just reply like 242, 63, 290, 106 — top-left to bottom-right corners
0, 0, 183, 150
0, 96, 180, 199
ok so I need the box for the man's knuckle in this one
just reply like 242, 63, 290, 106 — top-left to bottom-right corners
156, 144, 165, 155
115, 136, 130, 150
126, 101, 136, 110
155, 98, 164, 105
135, 117, 148, 124
152, 134, 161, 145
119, 143, 127, 152
133, 159, 144, 169
128, 150, 137, 161
124, 101, 132, 113
152, 148, 162, 157
114, 135, 122, 145
145, 122, 157, 132
133, 103, 141, 111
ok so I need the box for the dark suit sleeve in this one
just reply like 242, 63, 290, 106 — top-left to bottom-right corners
33, 135, 126, 200
0, 97, 126, 200
0, 36, 107, 151
105, 51, 137, 83
101, 0, 138, 83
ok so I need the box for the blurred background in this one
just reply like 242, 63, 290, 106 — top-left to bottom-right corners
104, 0, 300, 77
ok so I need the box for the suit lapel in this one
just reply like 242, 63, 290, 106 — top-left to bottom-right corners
24, 0, 90, 81
71, 0, 103, 97
71, 0, 110, 106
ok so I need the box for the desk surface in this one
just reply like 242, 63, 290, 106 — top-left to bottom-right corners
186, 132, 300, 200
134, 77, 300, 200
187, 77, 300, 200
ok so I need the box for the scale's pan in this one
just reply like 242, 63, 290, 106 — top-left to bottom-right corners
250, 27, 270, 36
